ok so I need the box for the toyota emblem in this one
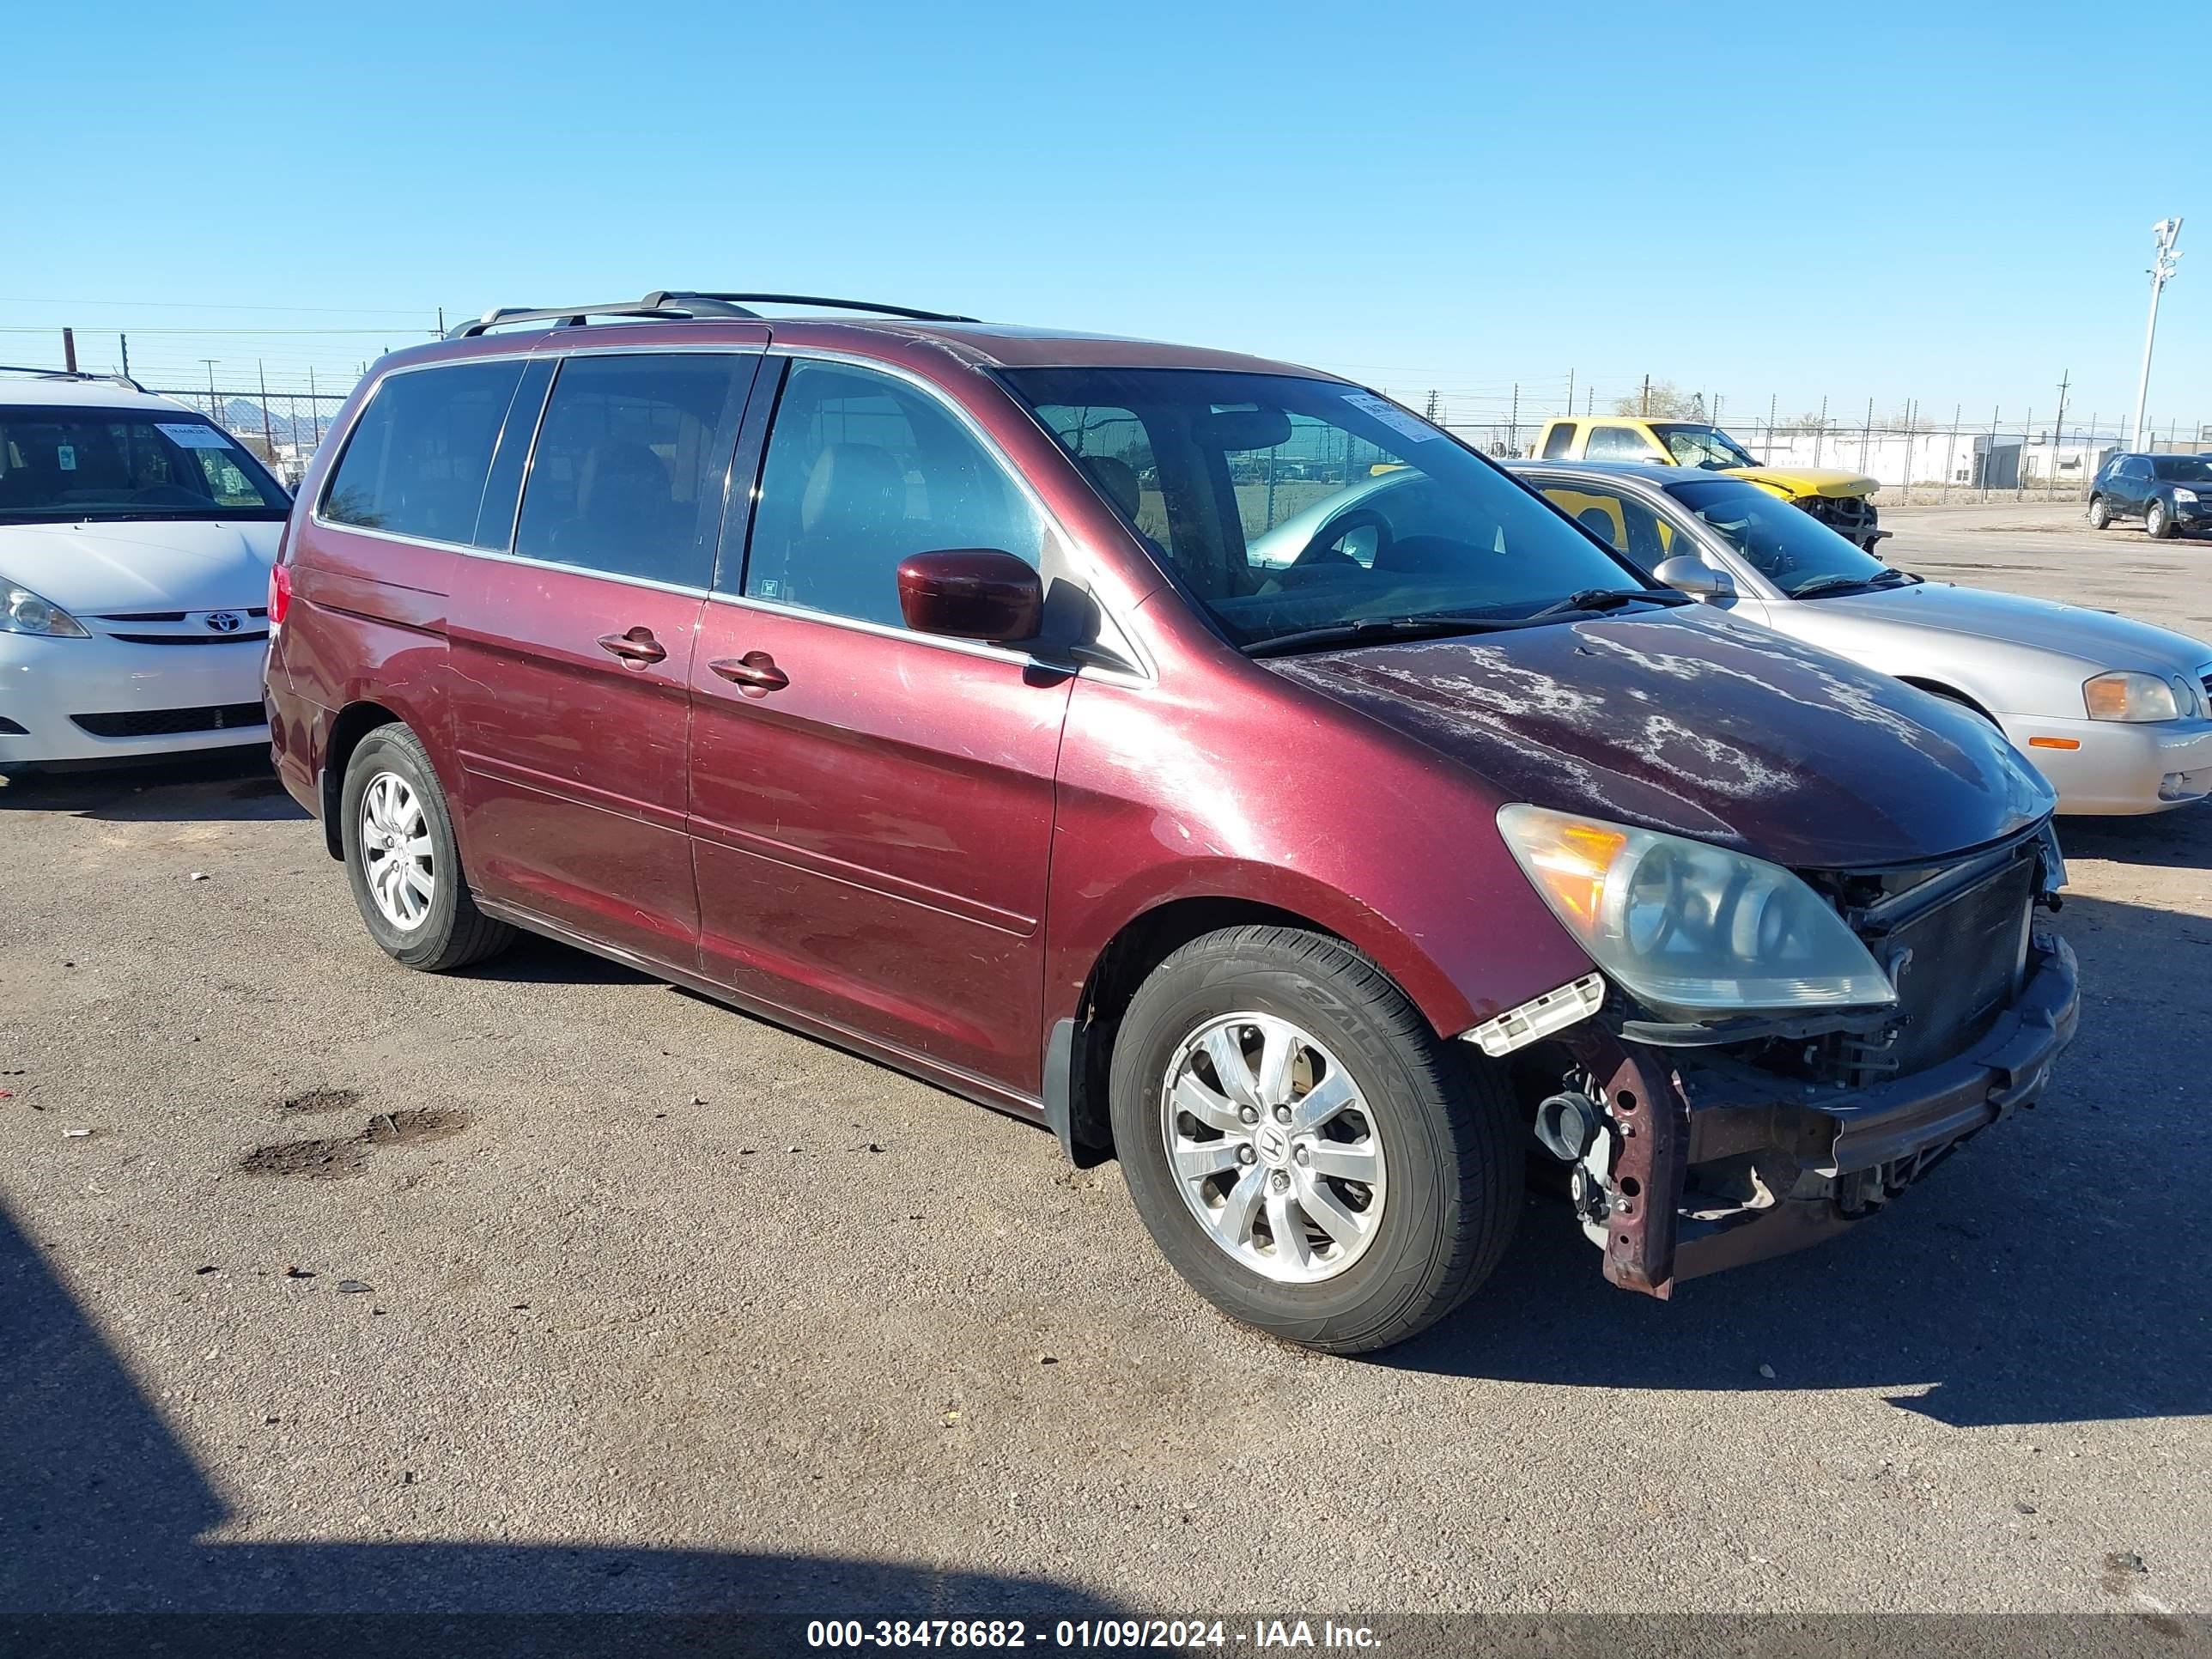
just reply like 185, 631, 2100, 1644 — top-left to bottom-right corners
205, 611, 243, 634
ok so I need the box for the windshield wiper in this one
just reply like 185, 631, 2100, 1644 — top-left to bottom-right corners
1790, 568, 1919, 599
1520, 586, 1690, 623
1244, 613, 1537, 658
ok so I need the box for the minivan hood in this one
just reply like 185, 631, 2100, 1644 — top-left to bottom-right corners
1267, 607, 2049, 869
1806, 580, 2212, 673
0, 519, 280, 614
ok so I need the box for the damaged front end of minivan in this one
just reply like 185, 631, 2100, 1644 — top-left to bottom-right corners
1479, 807, 2077, 1297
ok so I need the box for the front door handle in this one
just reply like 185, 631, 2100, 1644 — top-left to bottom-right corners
597, 626, 667, 667
708, 651, 790, 696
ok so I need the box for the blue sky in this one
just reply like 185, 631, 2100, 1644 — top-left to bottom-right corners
7, 0, 2207, 437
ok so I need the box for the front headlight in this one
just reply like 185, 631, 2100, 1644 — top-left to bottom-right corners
2, 581, 90, 637
2172, 489, 2199, 505
1497, 804, 1895, 1020
2083, 670, 2180, 722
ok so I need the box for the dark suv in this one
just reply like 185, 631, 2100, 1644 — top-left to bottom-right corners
264, 292, 2079, 1353
2087, 451, 2212, 539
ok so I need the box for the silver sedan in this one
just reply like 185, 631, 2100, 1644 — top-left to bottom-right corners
1509, 460, 2212, 816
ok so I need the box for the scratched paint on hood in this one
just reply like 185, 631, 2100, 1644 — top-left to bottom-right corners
1266, 606, 2048, 869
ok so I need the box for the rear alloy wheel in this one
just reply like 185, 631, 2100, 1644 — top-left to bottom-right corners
1110, 925, 1521, 1354
2146, 498, 2174, 539
2087, 495, 2112, 530
339, 722, 514, 972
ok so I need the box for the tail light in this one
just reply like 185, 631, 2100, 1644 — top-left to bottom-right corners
268, 560, 293, 627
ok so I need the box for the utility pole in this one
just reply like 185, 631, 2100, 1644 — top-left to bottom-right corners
258, 361, 276, 461
118, 335, 130, 380
1941, 403, 1960, 504
202, 359, 221, 422
2050, 370, 2069, 500
62, 328, 77, 373
1766, 392, 1776, 461
1640, 374, 1651, 417
309, 367, 321, 448
2131, 218, 2183, 451
1814, 397, 1827, 466
1509, 383, 1520, 455
1565, 368, 1574, 418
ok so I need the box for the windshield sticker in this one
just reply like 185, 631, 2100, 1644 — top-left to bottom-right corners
57, 444, 76, 471
1342, 392, 1440, 444
156, 422, 232, 449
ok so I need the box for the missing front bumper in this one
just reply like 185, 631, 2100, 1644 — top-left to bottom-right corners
1562, 929, 2079, 1297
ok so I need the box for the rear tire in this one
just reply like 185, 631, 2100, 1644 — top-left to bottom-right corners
2147, 498, 2174, 539
2087, 495, 2112, 530
1109, 925, 1521, 1355
339, 722, 514, 972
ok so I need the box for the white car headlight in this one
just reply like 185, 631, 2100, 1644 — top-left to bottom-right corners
2083, 670, 2180, 723
2, 580, 91, 637
2172, 488, 2199, 504
1497, 804, 1895, 1020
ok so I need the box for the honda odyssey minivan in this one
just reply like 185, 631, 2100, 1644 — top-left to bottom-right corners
264, 292, 2078, 1353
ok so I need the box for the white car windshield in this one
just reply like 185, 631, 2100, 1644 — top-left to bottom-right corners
0, 407, 290, 524
1002, 368, 1650, 653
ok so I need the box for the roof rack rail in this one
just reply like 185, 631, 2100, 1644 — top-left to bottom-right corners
0, 363, 150, 392
445, 291, 981, 339
645, 291, 979, 324
446, 295, 763, 339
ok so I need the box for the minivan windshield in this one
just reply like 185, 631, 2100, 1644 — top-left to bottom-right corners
1667, 477, 1908, 599
1000, 368, 1647, 652
0, 406, 290, 524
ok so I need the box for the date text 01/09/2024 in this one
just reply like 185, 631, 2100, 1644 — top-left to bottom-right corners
805, 1618, 1382, 1649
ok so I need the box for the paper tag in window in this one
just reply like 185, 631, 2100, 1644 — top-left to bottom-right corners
57, 444, 77, 471
156, 422, 231, 449
1341, 392, 1440, 444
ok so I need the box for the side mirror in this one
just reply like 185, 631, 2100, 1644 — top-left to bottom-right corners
896, 549, 1043, 643
1653, 555, 1735, 601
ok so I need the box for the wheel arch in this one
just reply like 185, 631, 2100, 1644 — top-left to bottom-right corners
1897, 675, 2000, 726
319, 700, 410, 860
1048, 895, 1370, 1166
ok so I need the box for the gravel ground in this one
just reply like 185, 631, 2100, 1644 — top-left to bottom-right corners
2, 501, 2207, 1620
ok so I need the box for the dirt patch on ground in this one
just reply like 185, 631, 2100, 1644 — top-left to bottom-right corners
240, 1106, 471, 1181
280, 1087, 360, 1115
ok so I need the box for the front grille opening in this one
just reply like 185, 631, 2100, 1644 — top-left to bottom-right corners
70, 702, 266, 738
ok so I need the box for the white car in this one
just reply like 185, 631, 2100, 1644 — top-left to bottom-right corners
0, 369, 291, 773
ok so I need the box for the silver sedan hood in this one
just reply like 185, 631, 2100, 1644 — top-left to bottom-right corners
1790, 580, 2212, 676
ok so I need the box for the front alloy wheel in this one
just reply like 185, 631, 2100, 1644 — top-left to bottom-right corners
1162, 1012, 1387, 1284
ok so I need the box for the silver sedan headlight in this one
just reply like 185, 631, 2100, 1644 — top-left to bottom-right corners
1497, 804, 1895, 1020
2083, 670, 2181, 723
2, 580, 91, 638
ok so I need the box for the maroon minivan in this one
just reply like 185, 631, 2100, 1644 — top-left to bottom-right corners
264, 293, 2079, 1352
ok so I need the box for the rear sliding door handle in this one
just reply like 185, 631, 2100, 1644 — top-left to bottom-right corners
597, 626, 667, 667
708, 651, 790, 696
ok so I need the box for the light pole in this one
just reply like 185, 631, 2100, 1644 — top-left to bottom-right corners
2130, 218, 2183, 452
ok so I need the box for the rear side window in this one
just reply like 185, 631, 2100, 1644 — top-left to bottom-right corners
743, 360, 1046, 629
514, 353, 751, 588
322, 361, 526, 544
1540, 422, 1578, 459
1584, 425, 1662, 461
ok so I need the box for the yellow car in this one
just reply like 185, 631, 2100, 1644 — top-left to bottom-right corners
1530, 416, 1885, 550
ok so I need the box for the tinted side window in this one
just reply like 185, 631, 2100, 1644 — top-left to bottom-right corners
323, 361, 526, 544
744, 361, 1046, 629
514, 353, 750, 588
1540, 422, 1578, 459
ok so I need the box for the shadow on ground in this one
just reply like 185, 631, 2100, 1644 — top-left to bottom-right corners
2057, 805, 2212, 871
0, 1201, 1118, 1633
0, 750, 305, 824
1390, 872, 2212, 1430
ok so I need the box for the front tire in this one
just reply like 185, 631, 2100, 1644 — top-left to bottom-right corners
1109, 926, 1521, 1354
2087, 495, 2112, 530
339, 723, 514, 972
2147, 498, 2175, 539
